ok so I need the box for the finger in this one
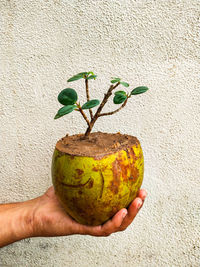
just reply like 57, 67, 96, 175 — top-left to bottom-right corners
78, 190, 147, 236
79, 208, 127, 237
99, 208, 128, 236
44, 186, 55, 198
137, 189, 147, 201
119, 197, 143, 231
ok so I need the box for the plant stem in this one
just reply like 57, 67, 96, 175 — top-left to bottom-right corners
99, 96, 129, 117
85, 79, 93, 120
84, 82, 120, 136
76, 102, 91, 127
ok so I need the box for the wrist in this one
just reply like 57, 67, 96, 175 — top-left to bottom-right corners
0, 197, 40, 247
12, 199, 37, 240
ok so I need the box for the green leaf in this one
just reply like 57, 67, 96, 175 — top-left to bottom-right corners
67, 74, 85, 82
77, 72, 88, 76
88, 71, 94, 75
86, 75, 97, 80
113, 94, 127, 104
111, 78, 121, 83
54, 105, 76, 119
114, 90, 127, 96
82, 99, 100, 109
131, 86, 149, 95
58, 88, 78, 105
120, 81, 129, 87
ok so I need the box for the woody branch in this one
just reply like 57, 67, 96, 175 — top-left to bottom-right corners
84, 82, 120, 136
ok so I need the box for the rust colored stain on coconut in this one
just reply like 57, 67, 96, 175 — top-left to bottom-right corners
52, 133, 144, 226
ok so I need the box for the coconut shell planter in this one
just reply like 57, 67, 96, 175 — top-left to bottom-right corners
52, 72, 149, 226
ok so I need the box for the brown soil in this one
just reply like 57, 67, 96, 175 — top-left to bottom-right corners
56, 131, 139, 158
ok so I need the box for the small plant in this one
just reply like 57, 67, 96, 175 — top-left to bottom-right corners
54, 71, 149, 137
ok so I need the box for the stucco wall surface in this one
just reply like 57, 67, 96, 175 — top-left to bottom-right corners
0, 0, 199, 266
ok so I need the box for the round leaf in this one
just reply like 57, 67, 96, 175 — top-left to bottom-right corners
131, 86, 149, 95
54, 105, 76, 119
113, 94, 127, 104
82, 99, 100, 109
58, 88, 78, 105
114, 90, 127, 96
120, 81, 129, 87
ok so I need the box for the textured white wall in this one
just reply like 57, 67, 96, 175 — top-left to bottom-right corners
0, 0, 199, 266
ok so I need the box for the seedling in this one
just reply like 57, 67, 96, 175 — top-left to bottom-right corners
54, 72, 149, 136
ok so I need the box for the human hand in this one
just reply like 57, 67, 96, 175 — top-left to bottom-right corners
0, 186, 147, 247
31, 186, 147, 237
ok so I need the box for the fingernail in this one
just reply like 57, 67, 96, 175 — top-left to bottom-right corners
143, 191, 147, 199
122, 210, 127, 219
137, 200, 142, 210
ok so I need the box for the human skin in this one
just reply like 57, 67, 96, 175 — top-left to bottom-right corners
0, 187, 147, 248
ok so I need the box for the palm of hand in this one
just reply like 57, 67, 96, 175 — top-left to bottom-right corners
32, 186, 147, 238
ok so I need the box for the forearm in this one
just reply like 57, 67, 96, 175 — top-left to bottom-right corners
0, 199, 36, 248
